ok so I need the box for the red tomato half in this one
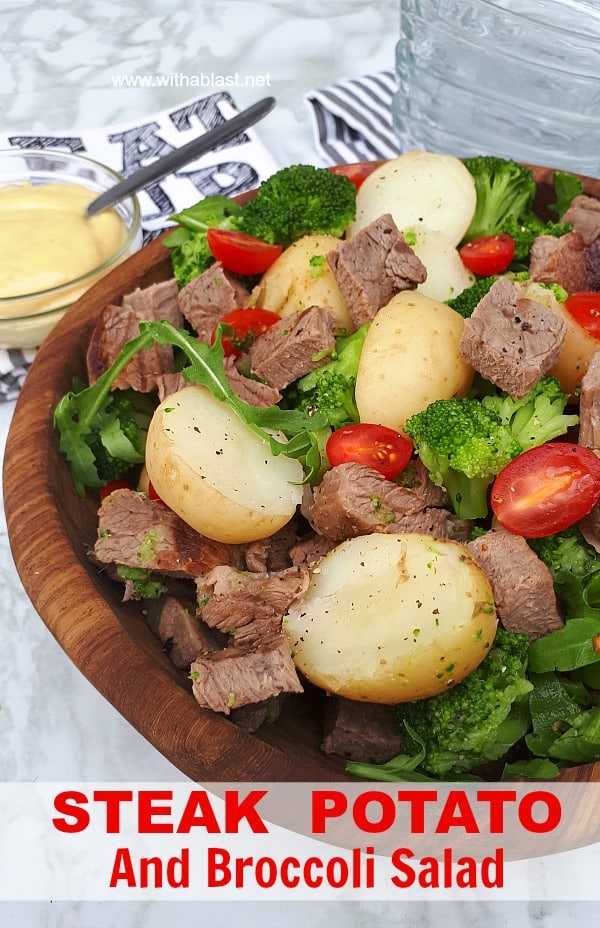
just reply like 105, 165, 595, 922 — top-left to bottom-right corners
327, 162, 380, 191
459, 233, 515, 276
564, 291, 600, 340
326, 423, 413, 480
148, 481, 167, 507
212, 307, 281, 358
206, 228, 283, 276
99, 478, 134, 500
490, 442, 600, 538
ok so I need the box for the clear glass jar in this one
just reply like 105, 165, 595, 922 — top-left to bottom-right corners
393, 0, 600, 175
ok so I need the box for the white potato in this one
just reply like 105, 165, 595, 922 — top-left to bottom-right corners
355, 290, 474, 430
348, 151, 477, 246
408, 226, 475, 302
284, 533, 497, 704
251, 233, 354, 333
145, 386, 304, 544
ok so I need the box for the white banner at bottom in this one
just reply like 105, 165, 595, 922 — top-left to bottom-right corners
0, 782, 599, 902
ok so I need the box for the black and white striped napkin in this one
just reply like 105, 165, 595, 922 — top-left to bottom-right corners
305, 69, 400, 165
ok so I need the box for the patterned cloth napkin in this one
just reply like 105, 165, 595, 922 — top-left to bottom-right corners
305, 69, 399, 165
0, 91, 279, 400
1, 71, 400, 401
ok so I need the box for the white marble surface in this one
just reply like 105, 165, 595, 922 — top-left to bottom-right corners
0, 2, 598, 925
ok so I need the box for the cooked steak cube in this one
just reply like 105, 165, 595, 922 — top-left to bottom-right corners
249, 305, 338, 391
459, 276, 566, 398
529, 231, 590, 293
223, 356, 282, 407
95, 488, 242, 577
579, 504, 600, 554
327, 213, 426, 326
561, 194, 600, 245
466, 530, 564, 640
578, 350, 600, 448
86, 278, 183, 392
146, 594, 222, 669
307, 461, 454, 542
321, 697, 403, 763
178, 261, 249, 342
190, 638, 303, 715
197, 565, 309, 635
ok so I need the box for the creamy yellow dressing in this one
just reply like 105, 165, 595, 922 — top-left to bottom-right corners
0, 181, 126, 300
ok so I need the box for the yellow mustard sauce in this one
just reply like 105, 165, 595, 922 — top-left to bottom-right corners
0, 181, 126, 303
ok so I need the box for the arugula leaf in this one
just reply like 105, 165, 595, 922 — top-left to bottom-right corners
551, 171, 584, 218
528, 617, 600, 673
55, 320, 328, 495
501, 758, 561, 780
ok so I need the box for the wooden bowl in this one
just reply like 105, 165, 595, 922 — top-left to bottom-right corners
4, 164, 600, 787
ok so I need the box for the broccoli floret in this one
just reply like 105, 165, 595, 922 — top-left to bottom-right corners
481, 376, 579, 453
462, 156, 537, 243
404, 396, 521, 519
84, 392, 149, 483
284, 324, 369, 430
345, 629, 532, 780
397, 629, 533, 777
238, 164, 356, 248
528, 526, 600, 620
164, 195, 243, 287
500, 212, 572, 264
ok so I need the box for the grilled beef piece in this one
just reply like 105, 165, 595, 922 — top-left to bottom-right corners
466, 530, 564, 640
289, 532, 338, 568
95, 488, 242, 578
326, 213, 427, 326
230, 697, 283, 732
394, 457, 449, 508
459, 276, 566, 398
529, 231, 591, 293
155, 371, 189, 402
579, 504, 600, 554
243, 522, 299, 573
307, 461, 454, 542
190, 638, 303, 715
178, 261, 249, 342
249, 305, 338, 391
578, 350, 600, 448
196, 564, 309, 634
86, 279, 183, 391
223, 356, 282, 407
561, 194, 600, 245
321, 697, 403, 763
145, 594, 222, 669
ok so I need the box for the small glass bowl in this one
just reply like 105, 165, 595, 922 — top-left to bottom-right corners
0, 149, 142, 349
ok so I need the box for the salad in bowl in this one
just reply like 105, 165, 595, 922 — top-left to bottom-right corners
50, 152, 600, 782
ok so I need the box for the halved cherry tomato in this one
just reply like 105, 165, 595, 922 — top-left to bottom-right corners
212, 307, 281, 358
326, 423, 413, 480
490, 442, 600, 538
564, 291, 600, 340
327, 162, 380, 191
99, 478, 135, 500
459, 233, 515, 276
206, 228, 282, 276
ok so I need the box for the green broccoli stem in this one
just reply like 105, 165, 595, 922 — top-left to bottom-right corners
442, 470, 493, 521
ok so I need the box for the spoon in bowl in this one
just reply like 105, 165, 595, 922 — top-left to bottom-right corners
85, 96, 276, 218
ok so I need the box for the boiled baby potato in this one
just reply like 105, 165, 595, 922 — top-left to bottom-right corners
283, 533, 497, 704
348, 151, 476, 246
252, 233, 354, 333
517, 279, 600, 398
355, 290, 474, 430
408, 226, 475, 302
145, 385, 304, 544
